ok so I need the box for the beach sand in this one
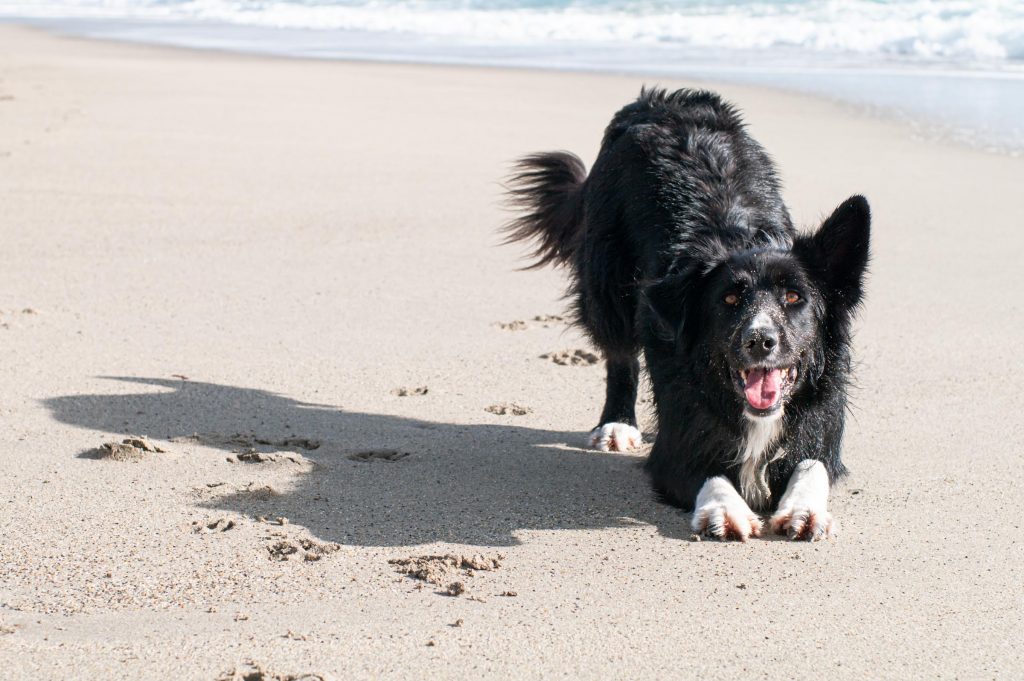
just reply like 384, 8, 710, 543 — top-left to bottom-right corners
0, 24, 1021, 679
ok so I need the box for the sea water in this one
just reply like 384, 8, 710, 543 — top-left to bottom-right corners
2, 0, 1022, 154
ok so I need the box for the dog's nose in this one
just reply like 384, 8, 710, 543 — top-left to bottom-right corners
742, 326, 779, 360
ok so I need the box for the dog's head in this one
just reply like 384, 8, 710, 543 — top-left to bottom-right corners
646, 195, 870, 420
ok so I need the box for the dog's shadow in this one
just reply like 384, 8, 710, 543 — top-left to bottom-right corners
45, 377, 691, 547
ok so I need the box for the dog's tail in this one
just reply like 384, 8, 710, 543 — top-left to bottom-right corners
503, 151, 587, 269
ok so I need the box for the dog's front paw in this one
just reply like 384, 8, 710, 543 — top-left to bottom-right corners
587, 423, 642, 452
769, 505, 836, 541
691, 477, 762, 541
769, 459, 836, 541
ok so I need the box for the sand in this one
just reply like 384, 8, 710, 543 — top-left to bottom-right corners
0, 23, 1021, 680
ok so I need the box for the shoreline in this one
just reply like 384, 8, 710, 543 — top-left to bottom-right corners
5, 16, 1023, 157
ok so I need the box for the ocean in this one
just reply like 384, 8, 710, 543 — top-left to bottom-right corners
2, 0, 1022, 154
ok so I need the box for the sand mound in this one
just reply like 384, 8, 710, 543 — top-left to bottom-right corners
91, 436, 167, 461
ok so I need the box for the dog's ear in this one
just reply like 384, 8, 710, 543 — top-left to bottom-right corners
795, 195, 871, 309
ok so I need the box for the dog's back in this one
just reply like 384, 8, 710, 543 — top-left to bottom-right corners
585, 88, 794, 277
507, 87, 792, 279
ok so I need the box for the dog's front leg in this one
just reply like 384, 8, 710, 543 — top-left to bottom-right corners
691, 476, 762, 541
769, 459, 836, 541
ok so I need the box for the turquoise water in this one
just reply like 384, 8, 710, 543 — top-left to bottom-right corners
2, 1, 1023, 153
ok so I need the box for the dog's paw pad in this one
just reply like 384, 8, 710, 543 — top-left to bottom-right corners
769, 507, 836, 541
587, 423, 642, 452
691, 499, 762, 542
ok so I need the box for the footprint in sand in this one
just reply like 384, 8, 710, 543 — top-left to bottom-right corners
192, 517, 237, 534
532, 314, 565, 326
0, 307, 39, 330
231, 483, 282, 501
485, 403, 532, 416
171, 433, 321, 451
347, 449, 410, 463
391, 386, 428, 397
495, 314, 566, 332
216, 661, 325, 681
540, 349, 600, 366
173, 433, 318, 468
389, 553, 503, 598
266, 537, 341, 563
229, 450, 308, 465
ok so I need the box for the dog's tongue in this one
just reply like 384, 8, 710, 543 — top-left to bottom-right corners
744, 368, 782, 410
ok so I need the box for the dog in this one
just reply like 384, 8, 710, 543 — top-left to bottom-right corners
505, 87, 870, 541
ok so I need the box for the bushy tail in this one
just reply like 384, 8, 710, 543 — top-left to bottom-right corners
503, 151, 587, 269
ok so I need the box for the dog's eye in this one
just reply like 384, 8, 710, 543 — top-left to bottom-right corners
724, 293, 739, 306
785, 291, 801, 304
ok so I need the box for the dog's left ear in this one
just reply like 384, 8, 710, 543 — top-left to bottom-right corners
794, 195, 871, 309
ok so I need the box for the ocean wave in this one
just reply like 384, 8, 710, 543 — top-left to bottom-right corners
2, 0, 1023, 67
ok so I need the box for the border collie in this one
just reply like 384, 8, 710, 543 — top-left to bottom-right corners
505, 88, 870, 541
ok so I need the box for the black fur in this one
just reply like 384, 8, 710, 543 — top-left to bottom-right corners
504, 87, 870, 520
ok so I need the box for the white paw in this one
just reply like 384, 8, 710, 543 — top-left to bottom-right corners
691, 477, 763, 542
770, 506, 836, 541
587, 423, 642, 452
769, 460, 836, 541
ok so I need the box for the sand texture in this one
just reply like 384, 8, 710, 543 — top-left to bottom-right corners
0, 24, 1021, 680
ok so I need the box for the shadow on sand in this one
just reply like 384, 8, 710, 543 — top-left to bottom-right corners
45, 377, 689, 547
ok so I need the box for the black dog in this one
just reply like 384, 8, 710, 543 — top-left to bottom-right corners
505, 88, 870, 541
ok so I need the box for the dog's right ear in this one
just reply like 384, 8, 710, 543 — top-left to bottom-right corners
795, 195, 871, 310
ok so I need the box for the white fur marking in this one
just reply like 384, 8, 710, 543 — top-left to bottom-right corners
769, 460, 835, 541
691, 476, 762, 541
749, 310, 775, 331
587, 423, 642, 452
735, 413, 784, 510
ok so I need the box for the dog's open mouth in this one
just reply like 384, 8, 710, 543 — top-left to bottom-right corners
734, 366, 797, 414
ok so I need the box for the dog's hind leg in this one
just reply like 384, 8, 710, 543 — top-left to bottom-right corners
575, 239, 643, 452
587, 353, 642, 452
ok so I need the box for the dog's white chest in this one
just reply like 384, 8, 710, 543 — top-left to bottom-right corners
736, 415, 785, 510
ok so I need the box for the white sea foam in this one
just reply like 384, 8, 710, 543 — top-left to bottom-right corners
3, 1, 1023, 154
1, 0, 1023, 69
